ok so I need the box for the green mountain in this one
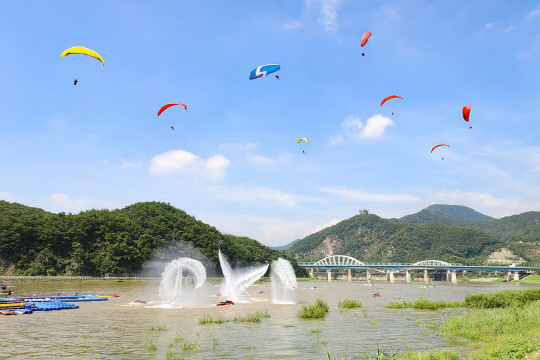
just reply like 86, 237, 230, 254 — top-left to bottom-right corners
0, 201, 295, 276
285, 213, 503, 265
398, 204, 494, 227
399, 205, 540, 243
473, 212, 540, 243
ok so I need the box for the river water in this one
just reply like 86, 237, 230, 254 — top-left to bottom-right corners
1, 280, 535, 359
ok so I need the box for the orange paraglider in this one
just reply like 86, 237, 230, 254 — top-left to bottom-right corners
380, 95, 403, 106
361, 32, 371, 47
463, 106, 471, 122
157, 103, 188, 116
431, 144, 449, 153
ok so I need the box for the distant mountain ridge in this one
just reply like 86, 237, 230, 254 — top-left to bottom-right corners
398, 204, 494, 227
286, 204, 539, 265
286, 213, 503, 265
398, 204, 539, 243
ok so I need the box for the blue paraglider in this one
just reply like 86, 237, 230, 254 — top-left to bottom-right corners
249, 64, 281, 80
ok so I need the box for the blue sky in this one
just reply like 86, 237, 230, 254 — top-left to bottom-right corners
1, 1, 539, 246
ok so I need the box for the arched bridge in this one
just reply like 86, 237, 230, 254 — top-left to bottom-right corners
300, 255, 539, 283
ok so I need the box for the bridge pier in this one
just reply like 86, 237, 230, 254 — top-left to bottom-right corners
507, 271, 519, 282
327, 270, 332, 282
366, 270, 372, 282
386, 270, 395, 283
309, 268, 314, 278
424, 270, 429, 283
450, 270, 457, 284
347, 269, 352, 281
406, 270, 411, 283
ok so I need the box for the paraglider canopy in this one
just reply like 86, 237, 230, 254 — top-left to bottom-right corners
60, 46, 105, 66
463, 106, 471, 122
249, 64, 281, 80
158, 103, 188, 116
297, 138, 309, 144
380, 95, 403, 106
361, 32, 372, 47
431, 144, 449, 153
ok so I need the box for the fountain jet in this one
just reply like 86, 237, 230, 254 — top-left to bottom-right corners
218, 250, 268, 302
158, 258, 206, 305
271, 258, 297, 304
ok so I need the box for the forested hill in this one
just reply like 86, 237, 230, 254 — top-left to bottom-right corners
398, 205, 540, 243
0, 201, 292, 276
398, 204, 494, 227
286, 213, 504, 265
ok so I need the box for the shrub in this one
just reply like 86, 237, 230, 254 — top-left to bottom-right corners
298, 298, 329, 319
338, 299, 362, 311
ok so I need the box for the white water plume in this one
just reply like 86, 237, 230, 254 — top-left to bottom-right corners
218, 250, 268, 302
271, 258, 297, 304
158, 258, 206, 305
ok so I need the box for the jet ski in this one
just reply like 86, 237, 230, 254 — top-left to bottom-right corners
217, 300, 234, 306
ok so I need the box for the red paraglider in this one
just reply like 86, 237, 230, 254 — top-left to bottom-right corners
380, 95, 403, 106
463, 106, 471, 122
361, 32, 371, 47
157, 103, 187, 116
431, 144, 450, 153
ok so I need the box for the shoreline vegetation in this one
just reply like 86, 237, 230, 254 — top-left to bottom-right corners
384, 288, 540, 359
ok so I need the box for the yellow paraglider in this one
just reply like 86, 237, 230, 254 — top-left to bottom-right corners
297, 138, 309, 144
60, 46, 105, 66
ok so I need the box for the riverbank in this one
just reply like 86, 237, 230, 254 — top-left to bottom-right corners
389, 288, 540, 359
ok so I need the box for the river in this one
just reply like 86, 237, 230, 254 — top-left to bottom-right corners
1, 280, 536, 359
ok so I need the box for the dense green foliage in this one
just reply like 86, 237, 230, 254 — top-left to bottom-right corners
399, 204, 494, 226
464, 288, 540, 308
387, 299, 463, 310
0, 201, 296, 276
298, 298, 329, 319
286, 213, 503, 264
338, 299, 362, 311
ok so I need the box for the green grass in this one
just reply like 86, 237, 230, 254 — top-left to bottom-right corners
146, 337, 157, 352
515, 274, 540, 284
199, 314, 214, 325
233, 310, 271, 323
464, 288, 540, 308
148, 324, 167, 331
395, 350, 461, 360
298, 298, 329, 319
386, 299, 463, 310
199, 311, 270, 324
339, 299, 362, 311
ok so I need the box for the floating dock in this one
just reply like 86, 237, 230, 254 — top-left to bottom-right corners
0, 295, 109, 315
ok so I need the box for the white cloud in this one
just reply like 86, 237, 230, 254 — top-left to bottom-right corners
526, 5, 540, 20
208, 185, 300, 208
48, 193, 112, 213
219, 141, 258, 152
331, 114, 394, 144
311, 218, 340, 233
361, 114, 395, 138
342, 115, 363, 134
149, 149, 229, 181
0, 192, 16, 202
320, 188, 422, 203
328, 135, 343, 146
118, 159, 142, 169
307, 0, 342, 32
283, 20, 302, 30
197, 213, 323, 246
247, 154, 275, 164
